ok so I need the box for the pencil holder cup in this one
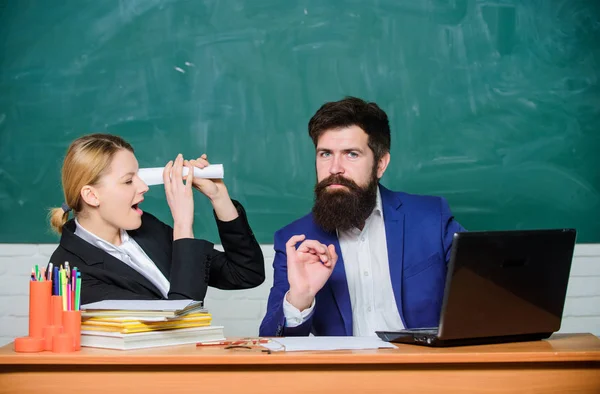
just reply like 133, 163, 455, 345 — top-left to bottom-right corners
62, 310, 81, 351
28, 280, 52, 338
14, 336, 44, 353
43, 325, 63, 351
52, 333, 74, 353
50, 295, 63, 326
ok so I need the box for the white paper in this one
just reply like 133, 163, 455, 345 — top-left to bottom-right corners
138, 164, 224, 186
262, 336, 396, 352
81, 299, 195, 311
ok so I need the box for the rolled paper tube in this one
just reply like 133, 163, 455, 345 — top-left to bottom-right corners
138, 164, 224, 186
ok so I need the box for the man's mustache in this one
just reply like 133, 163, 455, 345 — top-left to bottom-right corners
315, 175, 362, 192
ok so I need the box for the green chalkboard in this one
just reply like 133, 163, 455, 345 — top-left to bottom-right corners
1, 1, 599, 243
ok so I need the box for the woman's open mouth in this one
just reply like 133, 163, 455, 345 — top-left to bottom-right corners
132, 202, 143, 215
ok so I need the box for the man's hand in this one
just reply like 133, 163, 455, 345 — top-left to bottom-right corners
285, 234, 337, 311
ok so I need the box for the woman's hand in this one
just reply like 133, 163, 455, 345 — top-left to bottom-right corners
163, 153, 194, 240
188, 154, 238, 222
188, 154, 225, 200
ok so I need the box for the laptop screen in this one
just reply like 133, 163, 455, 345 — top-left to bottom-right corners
438, 229, 576, 340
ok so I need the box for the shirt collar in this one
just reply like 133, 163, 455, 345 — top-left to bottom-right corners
74, 218, 129, 252
374, 186, 383, 216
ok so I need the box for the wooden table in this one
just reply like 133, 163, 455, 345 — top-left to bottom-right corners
1, 333, 599, 393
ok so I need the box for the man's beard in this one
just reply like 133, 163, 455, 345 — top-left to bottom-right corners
312, 169, 379, 233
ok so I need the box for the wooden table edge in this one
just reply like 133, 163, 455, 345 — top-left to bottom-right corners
1, 333, 599, 366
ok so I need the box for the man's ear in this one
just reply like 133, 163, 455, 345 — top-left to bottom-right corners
81, 185, 100, 207
376, 152, 391, 179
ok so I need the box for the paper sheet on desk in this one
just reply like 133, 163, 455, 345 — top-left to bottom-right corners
262, 336, 396, 352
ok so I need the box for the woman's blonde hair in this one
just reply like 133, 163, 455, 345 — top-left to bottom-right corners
49, 133, 134, 234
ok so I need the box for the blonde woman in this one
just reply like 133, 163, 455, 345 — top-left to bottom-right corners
48, 133, 264, 304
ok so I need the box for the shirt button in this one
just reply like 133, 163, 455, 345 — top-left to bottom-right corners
361, 236, 365, 242
367, 307, 372, 312
364, 271, 369, 277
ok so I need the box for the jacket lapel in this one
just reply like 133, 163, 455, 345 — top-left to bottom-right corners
310, 222, 353, 336
128, 221, 171, 280
379, 185, 407, 327
59, 220, 164, 298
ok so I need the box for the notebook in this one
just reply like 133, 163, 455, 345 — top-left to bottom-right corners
82, 313, 212, 334
376, 229, 577, 347
80, 299, 206, 319
81, 325, 225, 350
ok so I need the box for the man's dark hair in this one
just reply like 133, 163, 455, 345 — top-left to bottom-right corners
308, 96, 391, 161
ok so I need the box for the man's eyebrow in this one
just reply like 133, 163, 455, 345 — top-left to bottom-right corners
342, 148, 365, 153
316, 147, 365, 154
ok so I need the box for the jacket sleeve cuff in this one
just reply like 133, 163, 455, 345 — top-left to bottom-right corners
213, 199, 254, 235
168, 238, 213, 300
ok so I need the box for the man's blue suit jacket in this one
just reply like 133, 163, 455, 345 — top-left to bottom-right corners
259, 185, 465, 337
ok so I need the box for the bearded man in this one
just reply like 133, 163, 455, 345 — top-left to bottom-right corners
260, 97, 465, 337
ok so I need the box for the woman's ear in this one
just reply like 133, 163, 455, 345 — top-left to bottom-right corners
81, 186, 100, 207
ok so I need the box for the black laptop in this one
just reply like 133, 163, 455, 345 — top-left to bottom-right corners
376, 229, 577, 347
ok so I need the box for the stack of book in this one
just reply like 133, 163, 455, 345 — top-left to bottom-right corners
79, 299, 225, 350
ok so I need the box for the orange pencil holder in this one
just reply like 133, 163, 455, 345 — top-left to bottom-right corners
43, 325, 63, 351
14, 280, 52, 353
51, 295, 63, 326
52, 333, 74, 353
61, 310, 82, 351
28, 280, 52, 337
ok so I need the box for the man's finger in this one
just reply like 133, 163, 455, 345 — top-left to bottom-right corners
285, 234, 306, 255
327, 244, 338, 269
297, 240, 327, 255
304, 254, 322, 264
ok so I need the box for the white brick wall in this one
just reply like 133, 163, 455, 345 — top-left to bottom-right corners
1, 244, 599, 346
